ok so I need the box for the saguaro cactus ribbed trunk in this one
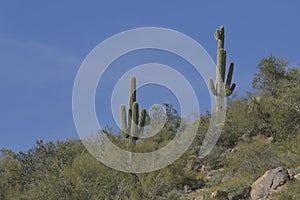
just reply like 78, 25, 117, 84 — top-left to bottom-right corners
209, 26, 236, 111
120, 76, 146, 149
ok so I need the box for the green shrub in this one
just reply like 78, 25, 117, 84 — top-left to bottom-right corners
270, 180, 300, 200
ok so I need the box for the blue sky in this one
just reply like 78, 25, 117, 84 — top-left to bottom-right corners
0, 1, 299, 151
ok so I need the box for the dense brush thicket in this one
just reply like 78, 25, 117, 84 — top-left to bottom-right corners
1, 56, 299, 199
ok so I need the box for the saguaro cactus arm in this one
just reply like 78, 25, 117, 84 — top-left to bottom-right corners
225, 62, 236, 96
209, 79, 217, 96
120, 105, 129, 138
138, 109, 146, 127
131, 102, 139, 139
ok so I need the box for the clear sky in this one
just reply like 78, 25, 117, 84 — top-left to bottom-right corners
0, 1, 299, 152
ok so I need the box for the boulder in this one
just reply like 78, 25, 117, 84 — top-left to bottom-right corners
294, 173, 300, 181
288, 169, 294, 179
250, 167, 290, 200
211, 190, 229, 200
265, 137, 275, 144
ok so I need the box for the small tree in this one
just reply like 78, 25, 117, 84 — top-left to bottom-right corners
252, 55, 288, 97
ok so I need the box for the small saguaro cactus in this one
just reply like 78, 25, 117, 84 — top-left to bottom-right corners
209, 26, 236, 111
120, 76, 147, 149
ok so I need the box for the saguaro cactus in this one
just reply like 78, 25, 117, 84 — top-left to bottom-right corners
209, 26, 236, 111
120, 76, 146, 148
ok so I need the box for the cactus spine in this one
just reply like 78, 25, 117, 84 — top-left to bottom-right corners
209, 26, 236, 111
120, 76, 146, 149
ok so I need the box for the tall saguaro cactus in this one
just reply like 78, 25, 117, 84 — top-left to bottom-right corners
209, 26, 236, 111
120, 76, 146, 149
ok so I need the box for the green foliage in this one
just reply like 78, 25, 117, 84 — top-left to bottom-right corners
270, 180, 300, 200
225, 133, 300, 179
0, 150, 20, 199
271, 132, 300, 168
253, 55, 288, 97
0, 55, 299, 199
205, 176, 252, 199
0, 139, 85, 199
64, 152, 137, 200
0, 133, 196, 199
200, 145, 227, 170
218, 58, 300, 145
251, 55, 300, 140
163, 103, 181, 131
134, 104, 181, 153
226, 135, 279, 178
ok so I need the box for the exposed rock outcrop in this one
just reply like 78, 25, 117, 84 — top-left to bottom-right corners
211, 190, 229, 200
250, 167, 290, 200
294, 173, 300, 181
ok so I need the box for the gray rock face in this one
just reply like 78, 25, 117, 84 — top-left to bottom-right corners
294, 173, 300, 181
211, 190, 229, 200
250, 167, 290, 200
